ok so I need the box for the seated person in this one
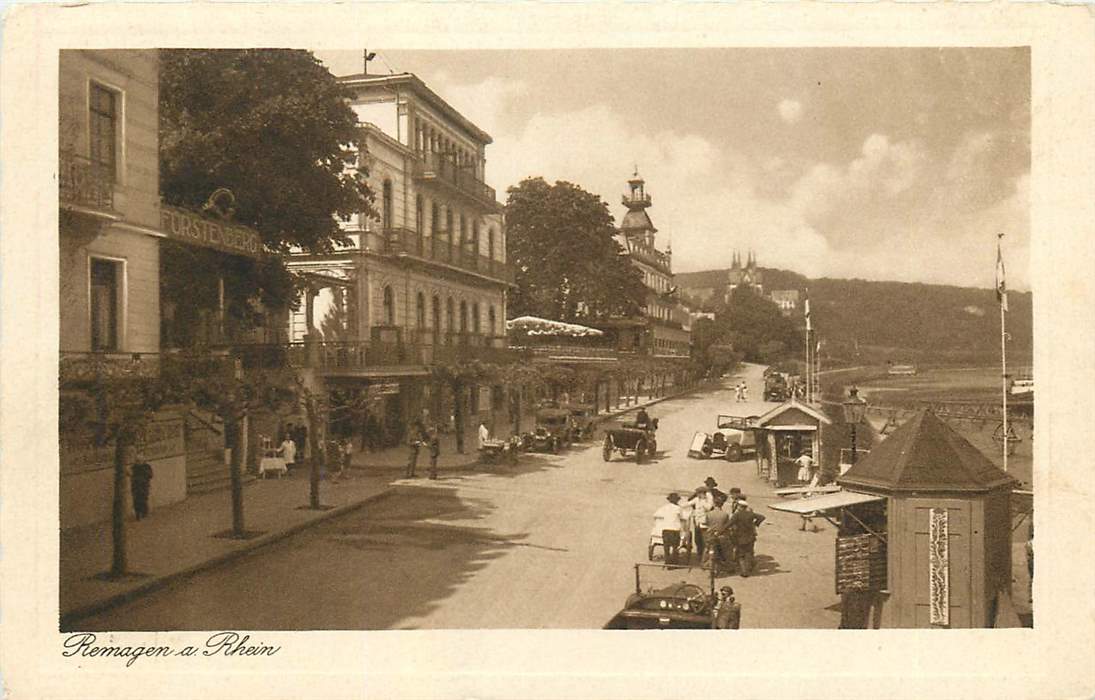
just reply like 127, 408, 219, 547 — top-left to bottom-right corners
635, 407, 651, 429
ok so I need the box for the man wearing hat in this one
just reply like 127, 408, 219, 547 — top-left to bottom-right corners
728, 487, 743, 513
652, 493, 684, 565
704, 476, 727, 504
729, 497, 766, 577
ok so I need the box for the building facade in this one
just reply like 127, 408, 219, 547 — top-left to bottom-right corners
769, 289, 801, 316
287, 72, 514, 446
600, 171, 691, 360
58, 50, 193, 529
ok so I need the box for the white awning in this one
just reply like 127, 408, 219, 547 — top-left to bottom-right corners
767, 490, 885, 515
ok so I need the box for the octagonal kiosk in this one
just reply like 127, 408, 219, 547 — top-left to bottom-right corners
837, 409, 1017, 628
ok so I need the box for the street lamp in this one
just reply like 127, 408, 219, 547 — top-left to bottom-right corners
842, 386, 868, 465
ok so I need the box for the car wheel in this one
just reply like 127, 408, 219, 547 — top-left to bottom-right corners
602, 437, 613, 462
648, 439, 657, 456
636, 440, 647, 464
701, 444, 713, 459
726, 445, 742, 462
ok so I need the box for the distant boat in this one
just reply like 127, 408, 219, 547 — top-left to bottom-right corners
1009, 377, 1034, 397
888, 364, 918, 376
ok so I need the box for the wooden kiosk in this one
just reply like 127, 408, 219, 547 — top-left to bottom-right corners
754, 399, 832, 486
837, 410, 1017, 628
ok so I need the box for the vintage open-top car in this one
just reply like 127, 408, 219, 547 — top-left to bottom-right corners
603, 564, 741, 629
562, 403, 598, 442
602, 418, 658, 463
522, 408, 574, 453
688, 414, 757, 462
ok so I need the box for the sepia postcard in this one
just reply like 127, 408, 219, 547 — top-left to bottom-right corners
2, 3, 1094, 699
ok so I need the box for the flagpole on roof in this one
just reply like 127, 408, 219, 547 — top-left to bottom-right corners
997, 233, 1009, 473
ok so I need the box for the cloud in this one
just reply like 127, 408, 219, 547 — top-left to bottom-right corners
423, 76, 1028, 290
778, 99, 803, 124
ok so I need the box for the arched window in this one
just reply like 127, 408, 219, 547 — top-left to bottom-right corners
472, 302, 480, 335
459, 300, 468, 333
416, 292, 425, 328
459, 214, 467, 248
432, 295, 441, 336
431, 201, 440, 252
472, 220, 481, 258
488, 228, 495, 260
382, 180, 393, 230
488, 305, 496, 336
382, 285, 394, 326
446, 297, 455, 336
415, 195, 423, 234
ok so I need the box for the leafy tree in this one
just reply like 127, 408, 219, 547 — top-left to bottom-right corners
717, 286, 802, 363
159, 49, 375, 329
505, 178, 647, 322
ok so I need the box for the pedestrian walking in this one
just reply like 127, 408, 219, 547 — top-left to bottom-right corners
734, 384, 743, 402
405, 419, 426, 478
130, 453, 153, 520
652, 493, 683, 566
427, 427, 441, 480
729, 499, 766, 577
741, 384, 749, 401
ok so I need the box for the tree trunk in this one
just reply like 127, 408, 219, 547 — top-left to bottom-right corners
453, 380, 466, 454
227, 412, 245, 536
304, 396, 322, 509
110, 436, 130, 577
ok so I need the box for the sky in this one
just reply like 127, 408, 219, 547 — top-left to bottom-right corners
315, 48, 1030, 291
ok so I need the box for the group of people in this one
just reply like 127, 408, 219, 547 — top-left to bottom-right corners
652, 476, 766, 576
734, 382, 749, 402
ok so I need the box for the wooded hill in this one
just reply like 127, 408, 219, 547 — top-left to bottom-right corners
675, 268, 1033, 367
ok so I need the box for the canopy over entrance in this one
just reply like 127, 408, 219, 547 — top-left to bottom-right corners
506, 315, 605, 337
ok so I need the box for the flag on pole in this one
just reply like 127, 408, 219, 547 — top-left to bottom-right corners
804, 292, 812, 332
996, 234, 1008, 312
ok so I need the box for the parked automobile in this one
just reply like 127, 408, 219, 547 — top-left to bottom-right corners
562, 403, 598, 442
522, 408, 574, 454
764, 374, 789, 402
688, 414, 757, 461
603, 564, 741, 629
603, 418, 659, 463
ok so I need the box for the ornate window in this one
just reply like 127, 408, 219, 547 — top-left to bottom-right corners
382, 285, 394, 325
416, 292, 426, 328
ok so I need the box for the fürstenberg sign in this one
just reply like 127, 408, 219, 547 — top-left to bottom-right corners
160, 205, 264, 259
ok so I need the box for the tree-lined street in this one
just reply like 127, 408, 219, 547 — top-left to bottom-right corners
73, 364, 850, 630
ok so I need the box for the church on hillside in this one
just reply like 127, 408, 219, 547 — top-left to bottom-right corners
725, 250, 764, 301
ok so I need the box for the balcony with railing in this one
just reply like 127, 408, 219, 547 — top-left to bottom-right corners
382, 227, 515, 285
412, 152, 497, 207
59, 151, 117, 217
60, 351, 160, 385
